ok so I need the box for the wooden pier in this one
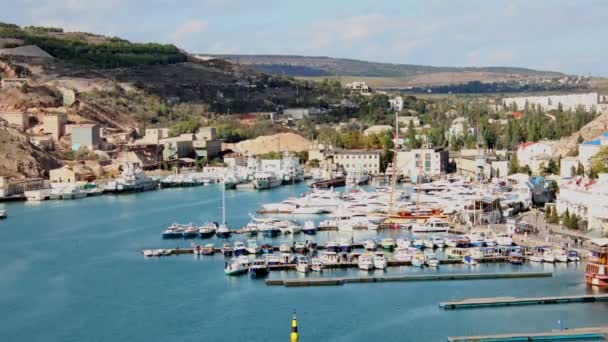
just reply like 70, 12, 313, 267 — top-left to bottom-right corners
266, 271, 551, 287
447, 326, 608, 341
440, 293, 608, 310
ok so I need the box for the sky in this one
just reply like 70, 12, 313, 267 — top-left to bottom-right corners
2, 0, 608, 75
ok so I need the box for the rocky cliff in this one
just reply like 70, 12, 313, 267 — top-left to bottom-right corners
0, 123, 61, 178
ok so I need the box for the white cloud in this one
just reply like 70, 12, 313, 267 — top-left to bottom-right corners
171, 20, 209, 43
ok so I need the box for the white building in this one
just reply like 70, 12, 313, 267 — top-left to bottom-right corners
503, 92, 606, 112
389, 96, 404, 111
283, 107, 326, 120
578, 132, 608, 170
344, 81, 371, 95
363, 125, 392, 136
556, 174, 608, 234
560, 157, 579, 178
396, 148, 449, 177
447, 117, 468, 138
332, 150, 382, 175
517, 141, 554, 166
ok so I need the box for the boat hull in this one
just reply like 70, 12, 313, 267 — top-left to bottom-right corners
249, 267, 269, 278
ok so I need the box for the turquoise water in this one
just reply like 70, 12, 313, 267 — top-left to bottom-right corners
0, 184, 607, 342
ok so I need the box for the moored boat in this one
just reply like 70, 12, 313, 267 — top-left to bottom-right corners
373, 252, 388, 270
508, 252, 524, 265
358, 254, 374, 271
380, 238, 396, 251
302, 220, 317, 235
311, 258, 323, 272
202, 244, 215, 255
225, 257, 249, 276
364, 239, 377, 251
221, 243, 233, 257
425, 253, 440, 268
233, 241, 247, 256
249, 259, 269, 278
216, 224, 232, 238
295, 256, 310, 273
247, 240, 261, 255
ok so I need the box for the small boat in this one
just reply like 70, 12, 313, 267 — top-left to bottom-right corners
444, 238, 457, 248
528, 252, 543, 262
249, 259, 269, 278
311, 258, 323, 272
484, 236, 497, 247
554, 249, 568, 263
216, 224, 232, 238
142, 249, 153, 257
412, 239, 424, 249
247, 240, 261, 255
302, 220, 317, 235
432, 237, 445, 249
294, 241, 307, 254
224, 257, 249, 276
296, 257, 310, 273
202, 244, 215, 255
162, 227, 183, 239
396, 239, 410, 249
192, 244, 203, 256
339, 240, 352, 253
233, 241, 247, 256
543, 250, 555, 263
380, 238, 396, 251
568, 250, 581, 262
423, 239, 435, 249
508, 252, 524, 265
463, 254, 477, 266
261, 244, 274, 254
242, 222, 259, 236
425, 253, 440, 268
393, 247, 416, 262
280, 252, 295, 264
325, 241, 339, 253
199, 226, 216, 239
411, 254, 425, 267
373, 252, 388, 270
262, 225, 280, 238
221, 243, 233, 257
264, 254, 281, 266
496, 233, 513, 246
358, 254, 374, 271
182, 226, 199, 239
320, 251, 339, 265
364, 240, 377, 251
306, 241, 318, 252
279, 242, 292, 253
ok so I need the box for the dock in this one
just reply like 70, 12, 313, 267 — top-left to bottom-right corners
447, 326, 608, 341
266, 271, 551, 287
440, 293, 608, 310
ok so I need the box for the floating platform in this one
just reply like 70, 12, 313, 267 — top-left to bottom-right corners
266, 271, 551, 287
440, 293, 608, 310
447, 326, 608, 341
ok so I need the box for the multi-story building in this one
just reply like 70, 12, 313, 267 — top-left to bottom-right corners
43, 113, 67, 141
389, 96, 404, 111
517, 141, 554, 166
332, 149, 382, 175
556, 174, 608, 234
396, 148, 449, 177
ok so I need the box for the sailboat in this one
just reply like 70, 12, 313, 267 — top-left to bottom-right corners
216, 184, 232, 238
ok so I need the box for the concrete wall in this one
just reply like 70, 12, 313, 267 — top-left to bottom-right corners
503, 92, 599, 112
43, 114, 67, 141
71, 124, 100, 151
0, 111, 29, 130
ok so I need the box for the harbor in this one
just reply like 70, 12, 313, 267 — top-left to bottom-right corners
447, 326, 608, 342
440, 293, 608, 310
2, 182, 607, 342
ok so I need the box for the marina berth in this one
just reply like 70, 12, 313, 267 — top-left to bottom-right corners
221, 243, 233, 257
198, 224, 216, 239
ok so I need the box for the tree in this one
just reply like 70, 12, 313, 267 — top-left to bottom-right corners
563, 208, 571, 228
508, 153, 520, 175
589, 146, 608, 179
542, 158, 559, 175
577, 134, 584, 144
570, 165, 576, 178
550, 207, 559, 224
576, 162, 585, 176
545, 206, 552, 222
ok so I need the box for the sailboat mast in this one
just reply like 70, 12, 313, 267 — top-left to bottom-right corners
389, 110, 399, 215
222, 184, 226, 225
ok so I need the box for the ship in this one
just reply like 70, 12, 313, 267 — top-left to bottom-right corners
586, 239, 608, 287
102, 163, 159, 193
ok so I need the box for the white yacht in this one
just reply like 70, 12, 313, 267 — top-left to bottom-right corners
246, 240, 261, 255
393, 247, 417, 262
311, 258, 323, 272
542, 250, 555, 263
253, 172, 282, 190
320, 251, 339, 265
364, 240, 377, 251
411, 218, 450, 233
0, 209, 6, 219
373, 252, 388, 270
346, 170, 370, 186
495, 233, 514, 246
296, 257, 310, 273
102, 163, 158, 193
358, 254, 374, 271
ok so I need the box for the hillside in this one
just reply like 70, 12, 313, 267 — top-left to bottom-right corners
553, 111, 608, 157
0, 123, 61, 178
205, 55, 565, 86
226, 133, 312, 155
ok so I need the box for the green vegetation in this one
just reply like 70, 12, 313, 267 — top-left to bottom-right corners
0, 24, 186, 67
589, 147, 608, 179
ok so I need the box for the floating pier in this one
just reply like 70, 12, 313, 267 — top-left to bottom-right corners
440, 293, 608, 310
447, 326, 608, 341
266, 271, 551, 287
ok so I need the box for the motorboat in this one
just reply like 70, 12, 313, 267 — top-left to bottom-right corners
280, 252, 295, 264
233, 241, 247, 256
339, 240, 352, 253
221, 243, 233, 257
543, 250, 555, 263
143, 249, 153, 257
306, 241, 318, 252
528, 252, 543, 262
249, 259, 269, 278
242, 222, 259, 236
182, 226, 199, 239
261, 244, 273, 254
508, 252, 524, 265
411, 218, 450, 233
423, 239, 435, 249
568, 250, 581, 262
320, 251, 339, 265
247, 240, 261, 255
358, 254, 374, 270
264, 254, 281, 266
444, 238, 457, 248
325, 241, 339, 253
380, 238, 396, 251
484, 236, 497, 247
412, 239, 424, 249
346, 170, 370, 186
554, 249, 569, 263
216, 224, 232, 238
199, 224, 216, 239
279, 242, 292, 253
162, 225, 184, 239
393, 247, 416, 262
425, 253, 440, 268
463, 254, 477, 266
302, 220, 317, 235
224, 257, 249, 276
192, 244, 203, 256
253, 172, 282, 190
202, 244, 215, 255
295, 257, 310, 273
294, 241, 307, 254
396, 239, 411, 249
364, 240, 377, 251
411, 253, 425, 267
467, 233, 485, 247
496, 233, 513, 246
446, 247, 469, 260
373, 252, 388, 270
280, 222, 302, 235
432, 237, 445, 249
261, 225, 281, 238
311, 258, 323, 272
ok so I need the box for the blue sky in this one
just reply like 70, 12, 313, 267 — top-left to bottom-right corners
2, 0, 608, 75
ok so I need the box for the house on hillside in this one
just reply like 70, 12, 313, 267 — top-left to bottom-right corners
364, 125, 392, 136
71, 124, 101, 151
579, 132, 608, 169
